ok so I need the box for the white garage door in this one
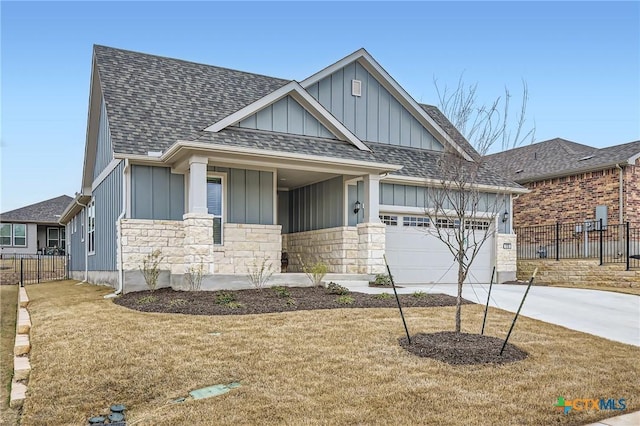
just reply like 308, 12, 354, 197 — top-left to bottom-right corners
383, 215, 494, 284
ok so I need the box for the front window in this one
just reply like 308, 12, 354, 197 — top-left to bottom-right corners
207, 177, 223, 244
0, 224, 12, 246
88, 199, 95, 254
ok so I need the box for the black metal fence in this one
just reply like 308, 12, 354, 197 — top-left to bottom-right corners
515, 221, 639, 270
0, 253, 69, 285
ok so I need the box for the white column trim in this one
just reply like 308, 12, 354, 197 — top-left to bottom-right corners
363, 173, 381, 223
188, 155, 209, 214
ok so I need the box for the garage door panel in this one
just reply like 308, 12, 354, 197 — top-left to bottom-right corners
385, 223, 493, 284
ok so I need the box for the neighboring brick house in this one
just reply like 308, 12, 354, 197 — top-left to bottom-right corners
485, 138, 640, 228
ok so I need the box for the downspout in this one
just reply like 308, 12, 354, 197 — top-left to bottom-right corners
74, 197, 89, 282
616, 164, 624, 256
106, 159, 129, 298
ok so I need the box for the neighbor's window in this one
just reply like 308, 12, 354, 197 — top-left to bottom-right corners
60, 227, 66, 250
47, 227, 59, 248
207, 177, 223, 244
87, 199, 95, 254
379, 215, 398, 226
0, 224, 12, 246
403, 216, 430, 227
13, 224, 26, 246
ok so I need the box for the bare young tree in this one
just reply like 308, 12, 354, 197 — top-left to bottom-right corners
425, 78, 535, 333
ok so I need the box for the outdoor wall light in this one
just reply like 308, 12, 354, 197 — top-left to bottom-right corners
502, 211, 509, 223
354, 201, 361, 214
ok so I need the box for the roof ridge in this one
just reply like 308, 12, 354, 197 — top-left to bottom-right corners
93, 44, 291, 83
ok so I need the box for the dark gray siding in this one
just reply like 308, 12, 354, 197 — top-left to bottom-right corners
89, 161, 123, 271
208, 166, 274, 225
277, 191, 290, 233
289, 176, 343, 233
93, 98, 114, 179
237, 95, 334, 139
131, 166, 185, 220
68, 209, 86, 272
380, 182, 502, 212
308, 62, 443, 150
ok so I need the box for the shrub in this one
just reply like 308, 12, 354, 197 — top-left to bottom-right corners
372, 274, 392, 286
215, 292, 236, 305
225, 301, 244, 309
140, 249, 164, 292
336, 295, 354, 305
247, 258, 274, 291
184, 261, 205, 291
273, 286, 290, 298
136, 295, 157, 305
326, 282, 350, 295
412, 291, 428, 299
373, 292, 392, 300
297, 255, 328, 286
285, 298, 297, 307
168, 298, 188, 308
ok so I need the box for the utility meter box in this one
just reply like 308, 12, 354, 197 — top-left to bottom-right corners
595, 205, 608, 230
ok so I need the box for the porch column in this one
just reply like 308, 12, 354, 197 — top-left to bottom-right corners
363, 173, 381, 223
187, 155, 208, 214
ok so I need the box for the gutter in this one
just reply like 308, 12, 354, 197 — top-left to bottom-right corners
105, 159, 129, 299
73, 196, 89, 282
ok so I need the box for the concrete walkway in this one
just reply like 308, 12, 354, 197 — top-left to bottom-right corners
346, 283, 640, 346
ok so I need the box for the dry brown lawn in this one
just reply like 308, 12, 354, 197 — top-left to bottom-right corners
0, 285, 19, 426
19, 280, 640, 425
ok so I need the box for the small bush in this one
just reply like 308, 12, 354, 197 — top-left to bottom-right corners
140, 249, 164, 292
215, 292, 236, 305
168, 298, 188, 307
373, 292, 392, 300
136, 295, 157, 305
336, 295, 354, 305
285, 298, 297, 307
184, 262, 205, 291
412, 291, 428, 299
297, 255, 328, 286
247, 258, 274, 290
225, 301, 244, 309
326, 282, 350, 295
372, 274, 392, 286
273, 286, 290, 298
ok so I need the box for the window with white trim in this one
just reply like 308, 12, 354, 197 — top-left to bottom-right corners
465, 220, 490, 230
81, 211, 85, 242
87, 199, 95, 254
207, 177, 224, 244
0, 224, 12, 246
60, 227, 66, 250
47, 228, 59, 248
379, 215, 398, 226
403, 216, 430, 227
13, 225, 26, 246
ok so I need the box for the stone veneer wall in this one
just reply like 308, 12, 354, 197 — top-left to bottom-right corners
357, 222, 386, 274
120, 219, 186, 274
495, 233, 517, 283
282, 227, 359, 274
518, 259, 639, 288
214, 223, 282, 274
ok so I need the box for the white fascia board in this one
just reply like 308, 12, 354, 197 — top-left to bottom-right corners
382, 174, 530, 194
80, 57, 101, 190
301, 48, 474, 162
627, 151, 640, 164
164, 141, 402, 174
204, 81, 370, 152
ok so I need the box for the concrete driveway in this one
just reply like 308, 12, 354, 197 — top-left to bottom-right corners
346, 283, 640, 346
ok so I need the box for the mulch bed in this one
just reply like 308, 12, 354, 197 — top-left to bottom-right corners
399, 332, 529, 365
114, 286, 471, 316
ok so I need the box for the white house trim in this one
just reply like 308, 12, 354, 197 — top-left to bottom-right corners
381, 174, 529, 194
203, 81, 371, 152
301, 48, 474, 162
91, 158, 121, 191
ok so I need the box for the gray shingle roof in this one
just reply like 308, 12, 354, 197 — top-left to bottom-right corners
94, 45, 521, 190
94, 45, 290, 155
484, 138, 640, 182
1, 195, 73, 224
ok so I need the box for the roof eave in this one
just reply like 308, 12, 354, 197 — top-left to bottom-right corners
514, 160, 634, 184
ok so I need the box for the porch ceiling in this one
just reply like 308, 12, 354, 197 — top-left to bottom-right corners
277, 169, 347, 190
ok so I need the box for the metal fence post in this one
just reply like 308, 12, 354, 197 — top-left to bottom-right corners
555, 222, 560, 261
599, 218, 604, 266
37, 253, 40, 283
627, 222, 631, 271
20, 258, 24, 287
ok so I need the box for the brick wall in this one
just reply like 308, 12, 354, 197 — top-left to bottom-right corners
513, 166, 637, 227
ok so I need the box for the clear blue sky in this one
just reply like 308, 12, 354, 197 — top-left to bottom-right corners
1, 1, 639, 212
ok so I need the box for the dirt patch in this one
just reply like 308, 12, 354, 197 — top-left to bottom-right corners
114, 286, 470, 315
400, 332, 528, 365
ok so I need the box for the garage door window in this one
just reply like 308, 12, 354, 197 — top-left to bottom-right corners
379, 215, 398, 226
403, 216, 430, 227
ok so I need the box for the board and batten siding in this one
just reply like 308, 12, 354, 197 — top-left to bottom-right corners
88, 161, 123, 271
68, 210, 86, 272
288, 176, 343, 233
347, 181, 365, 226
236, 95, 334, 139
307, 61, 443, 150
131, 166, 185, 220
93, 98, 114, 179
209, 167, 274, 225
380, 182, 502, 211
